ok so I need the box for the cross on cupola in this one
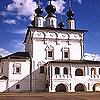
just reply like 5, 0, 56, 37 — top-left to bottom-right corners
45, 0, 57, 28
48, 0, 52, 5
67, 0, 75, 20
32, 0, 44, 27
35, 0, 43, 17
67, 0, 76, 29
45, 0, 56, 17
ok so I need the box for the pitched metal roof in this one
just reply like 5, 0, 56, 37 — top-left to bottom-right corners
28, 26, 88, 32
0, 76, 8, 80
0, 52, 30, 60
46, 60, 100, 64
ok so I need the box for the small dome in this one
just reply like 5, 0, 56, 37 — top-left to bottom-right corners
46, 4, 56, 15
35, 6, 43, 17
67, 8, 74, 19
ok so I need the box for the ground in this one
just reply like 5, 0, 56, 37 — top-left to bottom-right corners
0, 92, 100, 100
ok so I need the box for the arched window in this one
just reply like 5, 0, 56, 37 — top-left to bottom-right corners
45, 45, 54, 60
16, 84, 20, 89
40, 66, 44, 73
75, 68, 83, 76
62, 47, 69, 60
63, 67, 68, 74
39, 19, 41, 26
91, 68, 96, 75
51, 20, 54, 26
55, 67, 60, 74
75, 83, 86, 92
99, 68, 100, 75
13, 63, 21, 74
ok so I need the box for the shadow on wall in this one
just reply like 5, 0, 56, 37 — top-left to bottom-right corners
0, 68, 48, 92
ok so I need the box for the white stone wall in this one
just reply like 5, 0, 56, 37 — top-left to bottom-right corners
30, 29, 83, 62
24, 28, 84, 91
7, 59, 30, 92
0, 80, 7, 92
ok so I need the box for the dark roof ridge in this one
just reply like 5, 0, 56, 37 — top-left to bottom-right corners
28, 26, 88, 32
0, 52, 30, 60
46, 60, 100, 64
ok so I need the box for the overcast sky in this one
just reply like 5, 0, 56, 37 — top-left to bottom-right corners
0, 0, 100, 60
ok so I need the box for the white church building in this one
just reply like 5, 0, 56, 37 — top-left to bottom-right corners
0, 0, 100, 92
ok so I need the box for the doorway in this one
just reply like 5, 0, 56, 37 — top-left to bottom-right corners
55, 84, 67, 92
75, 83, 86, 92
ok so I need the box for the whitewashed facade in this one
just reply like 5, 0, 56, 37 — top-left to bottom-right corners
45, 61, 100, 92
0, 52, 31, 92
0, 0, 100, 92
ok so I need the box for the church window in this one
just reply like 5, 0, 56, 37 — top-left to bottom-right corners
70, 83, 71, 90
16, 67, 20, 73
75, 68, 83, 76
62, 47, 69, 59
40, 66, 44, 73
55, 67, 60, 74
99, 68, 100, 75
48, 51, 53, 57
88, 83, 90, 90
13, 63, 21, 74
63, 67, 68, 74
39, 19, 42, 26
91, 68, 96, 75
64, 51, 68, 58
16, 84, 20, 89
45, 45, 54, 60
51, 20, 54, 27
